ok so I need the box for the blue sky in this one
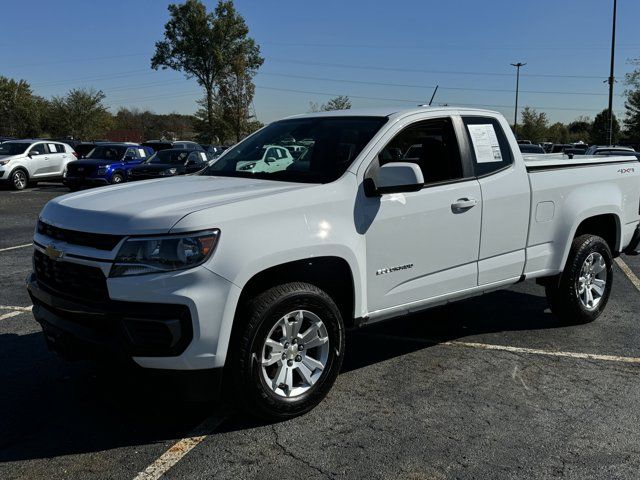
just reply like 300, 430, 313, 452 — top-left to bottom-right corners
2, 0, 639, 124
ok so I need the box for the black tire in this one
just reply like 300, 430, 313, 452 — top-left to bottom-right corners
111, 172, 124, 184
9, 169, 28, 190
227, 282, 345, 420
545, 234, 613, 324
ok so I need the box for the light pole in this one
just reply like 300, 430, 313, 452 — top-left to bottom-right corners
607, 0, 618, 145
511, 62, 526, 138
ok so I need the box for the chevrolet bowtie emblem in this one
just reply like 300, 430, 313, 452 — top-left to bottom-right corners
45, 245, 64, 261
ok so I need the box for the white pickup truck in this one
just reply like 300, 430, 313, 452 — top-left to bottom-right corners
28, 107, 640, 419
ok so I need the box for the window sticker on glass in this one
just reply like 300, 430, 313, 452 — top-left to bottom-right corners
200, 152, 207, 161
467, 124, 503, 163
48, 143, 58, 152
138, 148, 146, 157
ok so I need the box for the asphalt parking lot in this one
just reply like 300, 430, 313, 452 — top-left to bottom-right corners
1, 184, 640, 480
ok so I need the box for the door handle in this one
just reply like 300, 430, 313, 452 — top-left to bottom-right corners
451, 197, 478, 212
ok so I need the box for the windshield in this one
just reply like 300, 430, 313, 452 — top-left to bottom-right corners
147, 150, 190, 165
204, 116, 387, 183
86, 146, 127, 161
0, 142, 29, 156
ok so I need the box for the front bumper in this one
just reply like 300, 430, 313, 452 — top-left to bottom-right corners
27, 252, 240, 371
63, 176, 110, 186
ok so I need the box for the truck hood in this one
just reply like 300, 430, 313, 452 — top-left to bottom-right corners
40, 175, 311, 235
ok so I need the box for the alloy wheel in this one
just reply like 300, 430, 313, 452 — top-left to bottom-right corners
260, 310, 330, 398
576, 252, 607, 310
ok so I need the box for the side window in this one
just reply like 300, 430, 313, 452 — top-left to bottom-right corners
188, 151, 202, 164
378, 117, 466, 185
125, 147, 138, 159
29, 143, 47, 155
462, 116, 513, 177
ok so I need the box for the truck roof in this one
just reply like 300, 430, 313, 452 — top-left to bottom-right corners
284, 106, 500, 120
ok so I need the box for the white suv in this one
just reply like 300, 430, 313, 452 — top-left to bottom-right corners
0, 139, 76, 190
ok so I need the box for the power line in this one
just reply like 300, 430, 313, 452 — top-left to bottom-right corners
268, 58, 607, 80
257, 71, 620, 97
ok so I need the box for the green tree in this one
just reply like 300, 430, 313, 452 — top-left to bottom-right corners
590, 108, 620, 145
0, 77, 42, 137
567, 116, 592, 143
152, 0, 263, 143
624, 90, 640, 141
623, 58, 640, 141
547, 122, 569, 144
518, 106, 548, 143
309, 95, 352, 112
49, 88, 112, 139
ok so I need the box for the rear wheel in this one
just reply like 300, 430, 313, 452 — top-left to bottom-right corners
10, 169, 28, 190
545, 234, 613, 324
228, 282, 345, 420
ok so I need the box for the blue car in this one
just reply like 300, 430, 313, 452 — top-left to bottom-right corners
63, 143, 153, 190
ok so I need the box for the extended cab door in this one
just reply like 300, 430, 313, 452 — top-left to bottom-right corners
461, 116, 530, 285
363, 116, 482, 313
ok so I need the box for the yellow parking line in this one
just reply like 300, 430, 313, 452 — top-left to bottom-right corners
131, 414, 226, 480
0, 305, 32, 312
0, 311, 22, 321
0, 243, 32, 253
615, 257, 640, 292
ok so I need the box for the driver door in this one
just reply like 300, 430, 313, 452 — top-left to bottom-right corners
364, 116, 482, 313
26, 143, 49, 178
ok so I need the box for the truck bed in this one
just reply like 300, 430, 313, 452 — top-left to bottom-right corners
523, 154, 640, 278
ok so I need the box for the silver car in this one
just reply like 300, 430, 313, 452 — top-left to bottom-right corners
0, 139, 76, 190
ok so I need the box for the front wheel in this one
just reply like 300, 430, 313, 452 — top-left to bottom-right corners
111, 173, 124, 184
10, 169, 28, 190
545, 234, 613, 324
228, 282, 345, 420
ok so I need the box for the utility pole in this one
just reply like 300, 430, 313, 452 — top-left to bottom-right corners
607, 0, 618, 145
511, 62, 526, 138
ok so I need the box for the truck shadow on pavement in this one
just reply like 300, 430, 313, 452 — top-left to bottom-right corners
0, 289, 554, 463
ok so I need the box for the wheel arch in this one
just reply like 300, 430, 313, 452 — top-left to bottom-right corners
560, 212, 621, 271
236, 256, 357, 327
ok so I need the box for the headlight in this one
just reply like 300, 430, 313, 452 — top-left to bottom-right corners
239, 162, 256, 171
97, 167, 107, 175
110, 230, 220, 277
159, 168, 177, 176
0, 158, 11, 166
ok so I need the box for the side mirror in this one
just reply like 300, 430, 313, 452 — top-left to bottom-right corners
265, 156, 276, 164
124, 155, 136, 162
364, 162, 424, 196
28, 151, 39, 157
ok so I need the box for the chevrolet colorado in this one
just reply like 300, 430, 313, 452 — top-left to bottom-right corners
28, 107, 640, 419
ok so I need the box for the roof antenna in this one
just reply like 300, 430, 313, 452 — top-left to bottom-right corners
428, 85, 439, 106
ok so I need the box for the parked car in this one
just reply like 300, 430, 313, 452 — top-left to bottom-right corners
127, 149, 209, 181
235, 144, 295, 173
562, 148, 586, 157
0, 139, 76, 190
142, 140, 204, 152
200, 144, 228, 158
551, 144, 573, 153
74, 142, 98, 159
517, 139, 532, 145
63, 143, 153, 190
519, 144, 545, 154
29, 107, 640, 420
584, 145, 637, 156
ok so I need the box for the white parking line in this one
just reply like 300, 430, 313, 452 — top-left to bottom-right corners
616, 257, 640, 292
360, 332, 640, 365
0, 243, 32, 253
447, 340, 640, 364
132, 414, 226, 480
0, 311, 22, 321
0, 305, 32, 312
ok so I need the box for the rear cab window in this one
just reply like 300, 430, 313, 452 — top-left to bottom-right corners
462, 116, 514, 177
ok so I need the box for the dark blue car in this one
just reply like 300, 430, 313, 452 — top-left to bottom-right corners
63, 143, 153, 190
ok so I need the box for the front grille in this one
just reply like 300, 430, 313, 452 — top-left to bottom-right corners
38, 220, 123, 251
34, 250, 109, 302
67, 163, 98, 176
